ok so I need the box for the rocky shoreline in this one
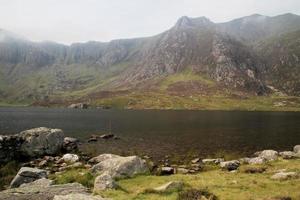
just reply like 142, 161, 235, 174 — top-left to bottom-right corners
0, 127, 300, 200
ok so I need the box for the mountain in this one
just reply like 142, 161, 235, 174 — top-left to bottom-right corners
0, 13, 300, 109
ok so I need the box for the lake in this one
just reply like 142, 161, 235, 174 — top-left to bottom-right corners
0, 107, 299, 160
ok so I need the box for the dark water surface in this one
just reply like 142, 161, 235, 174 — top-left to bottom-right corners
0, 107, 299, 159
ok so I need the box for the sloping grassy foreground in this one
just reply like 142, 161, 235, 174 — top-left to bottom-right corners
53, 159, 300, 200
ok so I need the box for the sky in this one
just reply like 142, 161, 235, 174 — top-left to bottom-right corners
0, 0, 299, 44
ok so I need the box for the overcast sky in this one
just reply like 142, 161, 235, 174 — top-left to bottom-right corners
0, 0, 299, 44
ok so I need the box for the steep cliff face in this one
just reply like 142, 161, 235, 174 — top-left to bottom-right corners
0, 13, 299, 102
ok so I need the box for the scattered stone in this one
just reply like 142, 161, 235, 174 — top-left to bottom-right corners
258, 150, 278, 161
93, 172, 118, 191
19, 178, 53, 188
160, 167, 174, 175
10, 167, 48, 188
293, 145, 300, 153
279, 151, 297, 159
271, 172, 298, 180
88, 135, 98, 143
38, 160, 48, 167
60, 154, 79, 164
191, 158, 200, 164
100, 134, 114, 139
91, 154, 149, 179
202, 158, 224, 165
54, 193, 105, 200
153, 181, 184, 192
20, 127, 65, 157
220, 160, 240, 171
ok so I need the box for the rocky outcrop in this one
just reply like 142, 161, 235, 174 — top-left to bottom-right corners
10, 167, 47, 188
0, 128, 78, 164
20, 127, 64, 157
91, 154, 148, 191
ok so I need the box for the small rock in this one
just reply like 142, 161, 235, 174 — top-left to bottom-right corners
279, 151, 297, 159
61, 154, 79, 164
100, 134, 114, 139
153, 181, 184, 192
191, 158, 200, 164
271, 172, 298, 180
10, 167, 48, 188
93, 173, 117, 191
258, 150, 278, 161
220, 160, 240, 171
88, 135, 98, 143
264, 197, 292, 200
63, 137, 78, 152
38, 160, 48, 167
160, 167, 174, 175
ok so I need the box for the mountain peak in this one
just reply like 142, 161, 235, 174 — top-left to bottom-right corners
175, 16, 213, 29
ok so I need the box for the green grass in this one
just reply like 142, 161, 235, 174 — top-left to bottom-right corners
97, 159, 300, 200
159, 68, 215, 91
50, 168, 95, 188
92, 92, 300, 111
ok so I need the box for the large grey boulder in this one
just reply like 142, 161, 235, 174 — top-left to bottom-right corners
258, 150, 278, 161
92, 154, 148, 191
240, 157, 266, 165
294, 145, 300, 153
10, 167, 47, 188
91, 154, 149, 178
20, 127, 64, 157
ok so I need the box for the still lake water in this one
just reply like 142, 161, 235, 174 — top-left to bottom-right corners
0, 107, 299, 159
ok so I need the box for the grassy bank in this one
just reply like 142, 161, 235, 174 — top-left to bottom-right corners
51, 159, 300, 200
91, 93, 300, 111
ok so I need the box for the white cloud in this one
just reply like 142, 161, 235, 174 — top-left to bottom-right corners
0, 0, 299, 44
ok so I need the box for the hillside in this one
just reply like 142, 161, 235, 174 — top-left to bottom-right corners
0, 13, 300, 110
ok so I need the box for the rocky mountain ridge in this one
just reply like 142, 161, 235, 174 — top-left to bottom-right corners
0, 13, 300, 103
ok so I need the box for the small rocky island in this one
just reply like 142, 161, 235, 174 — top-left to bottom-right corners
0, 127, 300, 200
